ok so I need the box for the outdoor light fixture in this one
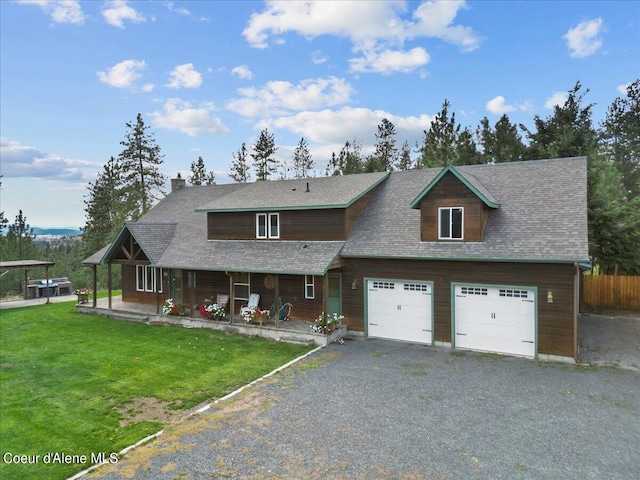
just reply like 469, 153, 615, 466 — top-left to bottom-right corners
352, 279, 357, 290
547, 291, 553, 303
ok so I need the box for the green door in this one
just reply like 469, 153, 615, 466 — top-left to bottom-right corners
326, 274, 342, 317
170, 269, 183, 304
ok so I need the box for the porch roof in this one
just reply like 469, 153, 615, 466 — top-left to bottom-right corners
157, 240, 344, 276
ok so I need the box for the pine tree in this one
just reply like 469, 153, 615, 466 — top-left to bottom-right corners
251, 129, 278, 181
291, 137, 314, 178
229, 143, 251, 183
395, 140, 414, 170
369, 118, 398, 172
601, 79, 640, 200
4, 210, 37, 260
188, 156, 216, 185
417, 100, 478, 167
82, 156, 125, 256
0, 176, 8, 234
521, 81, 597, 160
477, 115, 525, 163
335, 138, 365, 175
118, 113, 166, 218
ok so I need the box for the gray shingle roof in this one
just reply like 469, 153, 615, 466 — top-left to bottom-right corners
342, 157, 589, 262
85, 157, 589, 269
195, 172, 389, 212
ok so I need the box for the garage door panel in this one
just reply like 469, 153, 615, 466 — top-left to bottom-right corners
367, 280, 433, 345
454, 285, 536, 358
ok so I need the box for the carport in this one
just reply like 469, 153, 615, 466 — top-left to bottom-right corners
0, 260, 55, 303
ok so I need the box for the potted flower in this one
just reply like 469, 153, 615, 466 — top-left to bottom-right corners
242, 308, 270, 325
198, 303, 225, 321
76, 287, 92, 304
162, 298, 185, 316
311, 312, 344, 334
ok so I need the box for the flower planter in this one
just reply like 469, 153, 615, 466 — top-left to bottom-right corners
77, 293, 89, 304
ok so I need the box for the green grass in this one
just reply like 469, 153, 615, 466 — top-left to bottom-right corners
0, 300, 314, 480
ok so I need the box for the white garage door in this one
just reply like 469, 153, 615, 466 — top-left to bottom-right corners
367, 280, 433, 344
454, 285, 536, 358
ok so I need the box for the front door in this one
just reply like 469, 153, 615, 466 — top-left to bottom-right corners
326, 273, 342, 317
170, 269, 183, 304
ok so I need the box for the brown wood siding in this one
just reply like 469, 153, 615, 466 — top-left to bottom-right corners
225, 273, 324, 320
208, 211, 256, 240
209, 209, 347, 240
340, 258, 577, 358
419, 172, 486, 242
280, 210, 345, 240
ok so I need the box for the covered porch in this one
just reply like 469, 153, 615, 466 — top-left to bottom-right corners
76, 296, 346, 346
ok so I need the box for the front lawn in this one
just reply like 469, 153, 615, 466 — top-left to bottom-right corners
0, 301, 315, 480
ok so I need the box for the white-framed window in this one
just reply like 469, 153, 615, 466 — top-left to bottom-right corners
269, 213, 280, 238
256, 213, 267, 238
305, 275, 315, 299
136, 266, 163, 293
256, 212, 280, 239
438, 207, 464, 240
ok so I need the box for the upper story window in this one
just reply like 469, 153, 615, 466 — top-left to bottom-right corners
256, 212, 280, 239
439, 207, 463, 240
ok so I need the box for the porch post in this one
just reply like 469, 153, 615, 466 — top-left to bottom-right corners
228, 273, 235, 322
23, 269, 28, 300
45, 266, 50, 304
107, 263, 112, 309
274, 274, 280, 325
156, 268, 161, 315
92, 265, 97, 307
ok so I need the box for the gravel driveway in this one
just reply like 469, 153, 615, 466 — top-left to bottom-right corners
90, 337, 639, 480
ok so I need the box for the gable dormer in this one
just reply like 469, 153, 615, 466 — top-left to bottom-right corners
410, 165, 500, 242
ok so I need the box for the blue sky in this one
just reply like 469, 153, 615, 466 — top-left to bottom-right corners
1, 0, 638, 228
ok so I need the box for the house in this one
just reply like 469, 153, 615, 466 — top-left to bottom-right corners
83, 156, 589, 362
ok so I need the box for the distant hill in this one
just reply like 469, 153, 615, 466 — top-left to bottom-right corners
33, 227, 82, 237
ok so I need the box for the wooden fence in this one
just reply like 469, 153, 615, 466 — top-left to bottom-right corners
582, 275, 640, 311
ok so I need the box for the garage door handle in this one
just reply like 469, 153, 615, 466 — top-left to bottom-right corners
522, 340, 534, 343
523, 300, 534, 303
456, 333, 467, 336
423, 329, 432, 332
370, 323, 378, 326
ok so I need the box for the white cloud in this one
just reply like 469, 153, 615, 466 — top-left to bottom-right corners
350, 47, 430, 74
165, 1, 191, 16
485, 96, 532, 115
545, 92, 568, 109
267, 107, 432, 145
408, 0, 481, 52
617, 82, 631, 95
311, 50, 328, 65
17, 0, 86, 24
166, 63, 203, 89
243, 1, 480, 74
0, 137, 98, 181
102, 0, 146, 28
231, 65, 253, 80
151, 99, 229, 136
96, 59, 147, 88
563, 18, 603, 58
226, 76, 354, 117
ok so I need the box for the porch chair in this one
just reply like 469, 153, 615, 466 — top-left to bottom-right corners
239, 293, 260, 321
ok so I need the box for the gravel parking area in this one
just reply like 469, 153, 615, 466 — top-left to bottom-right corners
90, 338, 639, 480
578, 312, 640, 371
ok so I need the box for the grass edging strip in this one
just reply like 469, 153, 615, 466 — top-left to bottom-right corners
67, 344, 325, 479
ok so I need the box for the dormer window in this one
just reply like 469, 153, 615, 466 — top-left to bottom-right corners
439, 207, 463, 240
256, 213, 280, 239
